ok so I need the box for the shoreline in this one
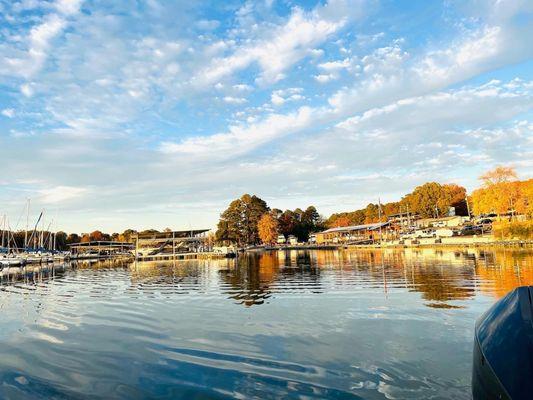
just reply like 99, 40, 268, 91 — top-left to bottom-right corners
267, 238, 533, 252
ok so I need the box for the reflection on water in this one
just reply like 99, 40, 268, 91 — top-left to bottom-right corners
0, 248, 532, 399
218, 248, 533, 308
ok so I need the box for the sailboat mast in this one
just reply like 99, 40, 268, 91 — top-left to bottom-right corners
45, 220, 53, 250
24, 198, 30, 249
1, 215, 5, 249
6, 216, 10, 253
40, 210, 45, 249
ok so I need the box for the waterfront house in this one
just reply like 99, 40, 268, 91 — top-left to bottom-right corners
277, 234, 286, 244
414, 216, 467, 228
287, 235, 298, 245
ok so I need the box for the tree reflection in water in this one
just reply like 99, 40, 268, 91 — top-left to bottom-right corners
218, 248, 533, 308
2, 248, 532, 309
219, 251, 322, 306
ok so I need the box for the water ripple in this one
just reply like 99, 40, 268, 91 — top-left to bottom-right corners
0, 248, 531, 399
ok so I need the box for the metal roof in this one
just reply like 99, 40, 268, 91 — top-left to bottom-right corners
68, 241, 133, 247
135, 229, 210, 239
319, 221, 390, 234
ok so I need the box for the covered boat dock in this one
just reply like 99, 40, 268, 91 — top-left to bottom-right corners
315, 222, 392, 245
69, 241, 134, 259
133, 230, 213, 260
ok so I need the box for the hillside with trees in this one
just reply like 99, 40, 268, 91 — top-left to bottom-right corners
327, 182, 468, 228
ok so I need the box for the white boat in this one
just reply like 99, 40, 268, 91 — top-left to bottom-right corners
0, 257, 26, 267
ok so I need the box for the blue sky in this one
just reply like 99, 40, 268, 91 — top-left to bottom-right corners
0, 0, 532, 233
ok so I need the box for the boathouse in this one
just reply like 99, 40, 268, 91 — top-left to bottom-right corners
315, 222, 391, 245
133, 229, 210, 259
414, 216, 467, 228
69, 241, 134, 258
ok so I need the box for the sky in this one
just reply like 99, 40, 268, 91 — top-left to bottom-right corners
0, 0, 532, 234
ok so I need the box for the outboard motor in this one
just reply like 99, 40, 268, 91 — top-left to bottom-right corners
473, 286, 533, 399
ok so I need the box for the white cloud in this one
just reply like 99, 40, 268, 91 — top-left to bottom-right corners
195, 19, 220, 30
193, 1, 354, 87
318, 58, 352, 71
39, 186, 87, 203
1, 0, 83, 79
20, 83, 34, 97
54, 0, 83, 16
1, 109, 15, 118
160, 106, 317, 157
223, 96, 247, 105
271, 93, 286, 106
327, 19, 531, 116
314, 73, 337, 83
233, 84, 253, 92
414, 26, 502, 85
270, 87, 305, 106
301, 80, 533, 177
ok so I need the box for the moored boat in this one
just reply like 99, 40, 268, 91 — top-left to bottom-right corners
472, 286, 533, 399
0, 256, 26, 267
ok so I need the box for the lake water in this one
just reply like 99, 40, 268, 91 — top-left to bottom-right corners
1, 248, 532, 399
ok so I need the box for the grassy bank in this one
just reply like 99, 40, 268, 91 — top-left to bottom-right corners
492, 220, 533, 241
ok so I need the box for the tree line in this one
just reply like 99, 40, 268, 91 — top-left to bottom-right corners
216, 166, 531, 245
215, 194, 325, 246
4, 228, 158, 251
327, 182, 468, 228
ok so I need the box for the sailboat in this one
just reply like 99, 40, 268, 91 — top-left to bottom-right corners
0, 214, 26, 268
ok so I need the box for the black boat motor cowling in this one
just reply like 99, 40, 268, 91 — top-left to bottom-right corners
473, 286, 533, 400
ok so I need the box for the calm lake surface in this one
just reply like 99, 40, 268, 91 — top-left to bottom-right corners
1, 248, 532, 399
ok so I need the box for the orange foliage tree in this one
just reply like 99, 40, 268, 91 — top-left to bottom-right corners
471, 166, 530, 217
257, 213, 279, 244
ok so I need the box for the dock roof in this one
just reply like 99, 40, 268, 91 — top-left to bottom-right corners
319, 222, 390, 234
135, 229, 210, 239
68, 241, 133, 248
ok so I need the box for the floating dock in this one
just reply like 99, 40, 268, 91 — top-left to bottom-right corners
136, 251, 232, 261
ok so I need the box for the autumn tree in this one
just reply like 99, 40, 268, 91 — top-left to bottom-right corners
278, 210, 297, 236
331, 215, 352, 227
89, 230, 106, 241
403, 182, 456, 218
118, 229, 137, 242
364, 203, 380, 223
216, 194, 269, 245
327, 210, 365, 227
258, 213, 279, 244
472, 166, 522, 217
66, 233, 81, 244
520, 179, 533, 217
327, 182, 468, 225
480, 166, 517, 186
